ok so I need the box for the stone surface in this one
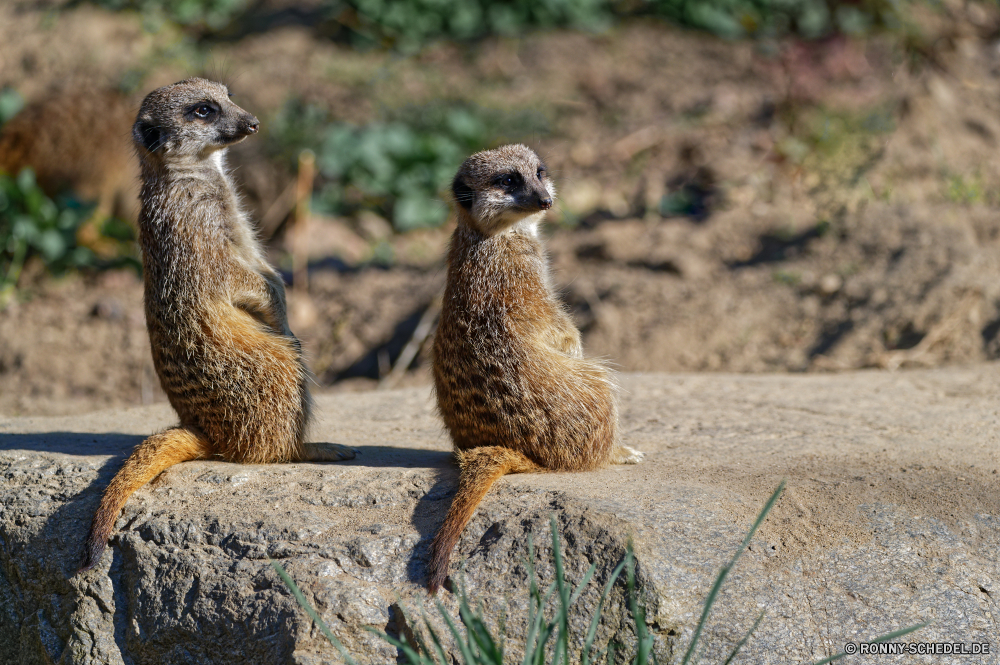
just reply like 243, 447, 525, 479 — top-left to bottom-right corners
1, 368, 999, 664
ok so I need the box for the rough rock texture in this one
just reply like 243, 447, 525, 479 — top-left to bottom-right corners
1, 369, 998, 664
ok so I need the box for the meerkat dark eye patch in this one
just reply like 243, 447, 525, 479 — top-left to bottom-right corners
536, 165, 547, 180
494, 172, 523, 190
453, 175, 474, 210
134, 120, 163, 153
184, 102, 219, 121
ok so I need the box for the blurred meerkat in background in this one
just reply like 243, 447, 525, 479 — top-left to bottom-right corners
0, 87, 139, 253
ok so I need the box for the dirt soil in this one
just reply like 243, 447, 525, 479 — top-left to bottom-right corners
4, 2, 1000, 416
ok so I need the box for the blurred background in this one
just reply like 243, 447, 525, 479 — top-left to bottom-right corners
2, 0, 1000, 416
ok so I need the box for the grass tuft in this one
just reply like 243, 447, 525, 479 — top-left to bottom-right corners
275, 481, 927, 664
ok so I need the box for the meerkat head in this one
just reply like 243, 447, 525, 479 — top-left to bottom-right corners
452, 144, 555, 236
132, 78, 259, 162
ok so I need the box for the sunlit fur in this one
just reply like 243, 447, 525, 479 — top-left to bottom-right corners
428, 144, 643, 593
79, 78, 353, 573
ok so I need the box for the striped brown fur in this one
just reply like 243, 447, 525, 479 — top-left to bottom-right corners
79, 79, 354, 573
428, 144, 643, 593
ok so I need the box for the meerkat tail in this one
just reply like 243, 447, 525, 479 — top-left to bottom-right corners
427, 446, 542, 593
79, 427, 212, 573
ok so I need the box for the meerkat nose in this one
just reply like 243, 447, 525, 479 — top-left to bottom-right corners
539, 197, 553, 210
246, 118, 260, 134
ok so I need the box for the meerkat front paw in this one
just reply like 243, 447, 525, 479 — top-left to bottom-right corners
300, 442, 358, 462
613, 445, 645, 465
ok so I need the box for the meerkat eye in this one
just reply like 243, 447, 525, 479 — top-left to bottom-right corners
537, 167, 546, 180
495, 173, 520, 189
186, 102, 219, 121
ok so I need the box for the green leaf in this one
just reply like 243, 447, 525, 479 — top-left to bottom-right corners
34, 229, 66, 261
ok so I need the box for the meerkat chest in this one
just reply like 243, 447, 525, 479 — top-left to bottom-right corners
444, 241, 558, 351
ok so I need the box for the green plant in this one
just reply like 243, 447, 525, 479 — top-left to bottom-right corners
0, 168, 139, 305
266, 100, 549, 231
82, 0, 915, 49
273, 517, 641, 665
944, 172, 985, 206
0, 87, 24, 127
0, 169, 95, 299
641, 0, 909, 41
273, 482, 926, 664
82, 0, 251, 31
348, 0, 610, 51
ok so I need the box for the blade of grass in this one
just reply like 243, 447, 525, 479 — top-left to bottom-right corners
434, 598, 477, 664
268, 558, 359, 665
397, 602, 442, 664
721, 611, 764, 665
524, 580, 558, 665
625, 547, 653, 665
807, 622, 930, 665
491, 597, 507, 663
581, 559, 627, 665
364, 627, 432, 665
422, 617, 451, 665
530, 581, 561, 665
457, 590, 503, 664
522, 532, 541, 665
550, 516, 571, 665
569, 561, 599, 607
680, 480, 786, 665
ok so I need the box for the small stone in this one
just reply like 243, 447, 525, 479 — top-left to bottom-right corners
90, 298, 124, 320
818, 274, 842, 296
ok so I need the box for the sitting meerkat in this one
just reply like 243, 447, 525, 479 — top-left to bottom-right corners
79, 78, 355, 572
428, 144, 644, 593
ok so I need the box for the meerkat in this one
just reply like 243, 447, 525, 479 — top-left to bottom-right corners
427, 144, 644, 593
78, 78, 355, 572
0, 87, 140, 251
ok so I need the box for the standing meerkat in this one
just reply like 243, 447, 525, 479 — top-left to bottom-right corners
79, 78, 355, 572
428, 144, 643, 593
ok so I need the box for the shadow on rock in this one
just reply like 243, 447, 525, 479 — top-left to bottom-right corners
337, 444, 452, 470
0, 446, 132, 663
405, 465, 458, 588
0, 431, 142, 457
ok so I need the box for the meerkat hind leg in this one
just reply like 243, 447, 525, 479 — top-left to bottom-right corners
612, 445, 645, 464
298, 442, 358, 462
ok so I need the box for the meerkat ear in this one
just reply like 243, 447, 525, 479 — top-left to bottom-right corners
452, 175, 474, 210
133, 120, 163, 153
